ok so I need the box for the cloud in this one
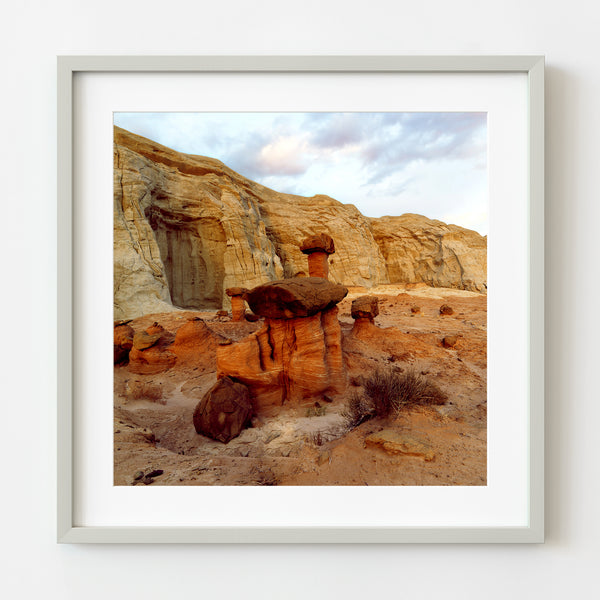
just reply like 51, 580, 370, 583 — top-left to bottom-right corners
114, 111, 488, 233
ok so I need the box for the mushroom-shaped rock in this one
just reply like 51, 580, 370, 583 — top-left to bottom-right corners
300, 234, 335, 278
225, 287, 249, 322
246, 277, 348, 319
351, 296, 379, 322
193, 377, 252, 443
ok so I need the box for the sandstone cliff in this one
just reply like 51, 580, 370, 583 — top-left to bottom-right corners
369, 214, 487, 293
114, 126, 487, 319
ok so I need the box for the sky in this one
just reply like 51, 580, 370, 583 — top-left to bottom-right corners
114, 112, 488, 235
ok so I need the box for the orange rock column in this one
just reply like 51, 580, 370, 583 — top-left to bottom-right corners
306, 251, 329, 278
300, 233, 335, 280
225, 287, 248, 322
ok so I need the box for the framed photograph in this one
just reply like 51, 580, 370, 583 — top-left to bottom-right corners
58, 55, 544, 543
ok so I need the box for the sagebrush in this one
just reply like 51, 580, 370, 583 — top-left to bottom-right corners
343, 368, 447, 427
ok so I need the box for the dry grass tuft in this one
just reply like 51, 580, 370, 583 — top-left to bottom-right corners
343, 368, 447, 428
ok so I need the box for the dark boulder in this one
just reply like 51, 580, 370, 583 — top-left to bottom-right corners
193, 377, 253, 443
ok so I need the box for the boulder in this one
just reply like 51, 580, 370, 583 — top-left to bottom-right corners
246, 277, 348, 319
193, 377, 252, 443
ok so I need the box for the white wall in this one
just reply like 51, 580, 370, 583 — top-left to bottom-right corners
1, 1, 598, 598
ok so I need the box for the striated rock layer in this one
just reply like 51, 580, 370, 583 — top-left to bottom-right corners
114, 126, 487, 319
216, 306, 347, 413
369, 214, 487, 293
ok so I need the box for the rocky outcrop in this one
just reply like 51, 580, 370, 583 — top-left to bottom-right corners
368, 214, 487, 293
114, 127, 487, 319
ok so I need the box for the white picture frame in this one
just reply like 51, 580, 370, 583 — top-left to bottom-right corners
57, 55, 544, 543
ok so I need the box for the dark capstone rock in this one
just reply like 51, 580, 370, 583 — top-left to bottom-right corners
351, 296, 379, 321
300, 233, 335, 255
225, 287, 248, 297
193, 377, 253, 443
246, 277, 348, 319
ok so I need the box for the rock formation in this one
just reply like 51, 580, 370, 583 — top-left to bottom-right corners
300, 233, 335, 279
128, 317, 225, 374
217, 275, 348, 413
225, 287, 248, 322
351, 296, 379, 334
114, 126, 487, 319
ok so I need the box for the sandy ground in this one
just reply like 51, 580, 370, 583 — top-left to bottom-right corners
114, 284, 486, 486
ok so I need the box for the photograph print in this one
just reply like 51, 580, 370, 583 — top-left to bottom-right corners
113, 111, 487, 486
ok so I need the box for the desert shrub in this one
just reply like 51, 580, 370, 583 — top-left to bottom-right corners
343, 368, 447, 427
341, 390, 376, 428
365, 368, 447, 414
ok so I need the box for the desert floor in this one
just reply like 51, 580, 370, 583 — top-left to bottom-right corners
114, 285, 486, 486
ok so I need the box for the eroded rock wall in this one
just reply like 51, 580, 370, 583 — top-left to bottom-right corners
114, 126, 487, 319
369, 214, 487, 293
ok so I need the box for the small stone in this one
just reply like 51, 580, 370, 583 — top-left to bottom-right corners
410, 305, 420, 314
146, 469, 164, 478
133, 471, 144, 481
442, 335, 459, 348
142, 477, 155, 485
439, 304, 454, 316
216, 310, 229, 318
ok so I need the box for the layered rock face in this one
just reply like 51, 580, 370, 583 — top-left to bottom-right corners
369, 214, 487, 293
114, 126, 487, 319
217, 279, 348, 413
